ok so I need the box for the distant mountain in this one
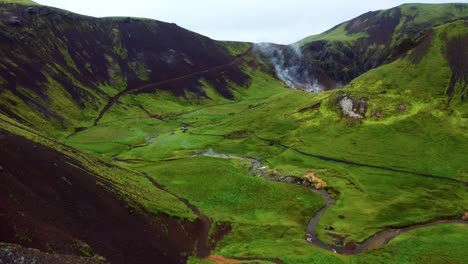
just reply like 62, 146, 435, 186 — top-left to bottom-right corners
295, 3, 468, 89
343, 19, 467, 111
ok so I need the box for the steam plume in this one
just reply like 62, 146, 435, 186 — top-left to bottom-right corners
255, 43, 322, 92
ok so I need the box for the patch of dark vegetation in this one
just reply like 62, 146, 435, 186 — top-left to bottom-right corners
298, 102, 321, 113
302, 38, 391, 85
454, 4, 467, 11
224, 130, 252, 139
0, 129, 205, 264
388, 37, 418, 61
444, 34, 468, 102
346, 8, 402, 44
409, 31, 433, 64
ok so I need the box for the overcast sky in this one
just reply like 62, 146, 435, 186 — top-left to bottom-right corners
35, 0, 464, 44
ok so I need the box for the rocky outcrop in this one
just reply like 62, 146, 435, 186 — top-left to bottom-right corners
303, 172, 328, 190
398, 104, 407, 112
338, 96, 368, 119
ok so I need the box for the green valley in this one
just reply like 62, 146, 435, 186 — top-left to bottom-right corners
0, 1, 466, 263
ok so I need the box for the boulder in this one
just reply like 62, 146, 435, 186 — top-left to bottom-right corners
338, 96, 365, 119
398, 104, 407, 112
7, 16, 21, 27
356, 100, 367, 116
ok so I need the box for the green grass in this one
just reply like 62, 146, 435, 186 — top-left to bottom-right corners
353, 224, 468, 264
297, 23, 368, 46
216, 224, 346, 264
0, 0, 38, 5
133, 156, 324, 224
222, 41, 253, 56
127, 156, 331, 263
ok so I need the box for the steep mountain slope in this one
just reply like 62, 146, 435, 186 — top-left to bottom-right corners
0, 1, 251, 138
294, 3, 468, 89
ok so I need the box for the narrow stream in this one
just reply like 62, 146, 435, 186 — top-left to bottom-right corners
196, 149, 468, 255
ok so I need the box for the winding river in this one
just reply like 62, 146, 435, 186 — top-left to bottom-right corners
197, 149, 467, 255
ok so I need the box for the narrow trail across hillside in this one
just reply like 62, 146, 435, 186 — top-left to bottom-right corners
196, 149, 468, 255
93, 49, 254, 126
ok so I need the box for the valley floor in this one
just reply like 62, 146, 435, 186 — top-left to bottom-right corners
62, 70, 467, 263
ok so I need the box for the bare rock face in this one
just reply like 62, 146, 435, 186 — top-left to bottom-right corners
338, 96, 367, 119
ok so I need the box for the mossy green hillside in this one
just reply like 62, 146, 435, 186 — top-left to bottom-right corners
0, 0, 37, 5
297, 3, 468, 46
222, 41, 253, 56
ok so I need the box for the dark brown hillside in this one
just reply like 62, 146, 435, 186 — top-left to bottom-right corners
0, 128, 205, 264
445, 33, 468, 102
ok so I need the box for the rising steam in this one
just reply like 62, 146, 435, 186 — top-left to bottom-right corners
255, 43, 322, 92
